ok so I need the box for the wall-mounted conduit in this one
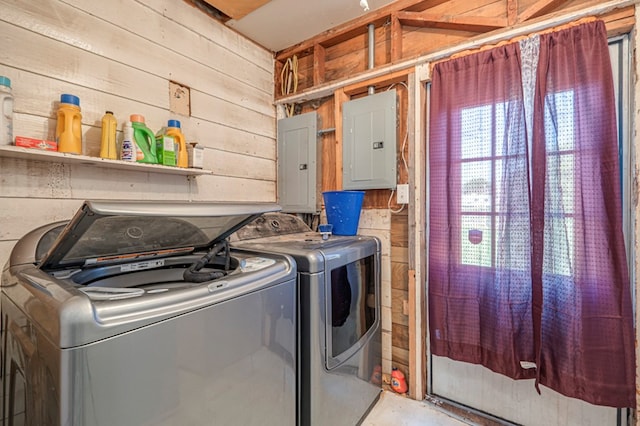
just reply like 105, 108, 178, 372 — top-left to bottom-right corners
368, 23, 375, 95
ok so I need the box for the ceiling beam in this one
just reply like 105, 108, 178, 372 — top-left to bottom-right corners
397, 11, 508, 32
201, 0, 271, 20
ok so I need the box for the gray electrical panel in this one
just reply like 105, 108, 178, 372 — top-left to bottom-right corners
342, 89, 397, 190
277, 111, 320, 213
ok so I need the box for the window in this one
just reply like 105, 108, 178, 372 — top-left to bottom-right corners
459, 101, 530, 271
542, 90, 575, 277
460, 90, 577, 276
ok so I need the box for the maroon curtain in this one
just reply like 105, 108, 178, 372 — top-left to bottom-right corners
429, 43, 536, 380
531, 21, 635, 407
429, 20, 635, 408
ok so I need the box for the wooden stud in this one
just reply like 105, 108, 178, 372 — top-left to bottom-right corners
407, 269, 418, 398
316, 98, 336, 193
333, 88, 349, 190
391, 13, 403, 63
507, 0, 518, 26
274, 59, 285, 98
409, 65, 429, 400
313, 43, 326, 86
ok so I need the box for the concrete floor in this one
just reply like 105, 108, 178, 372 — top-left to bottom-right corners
362, 391, 476, 426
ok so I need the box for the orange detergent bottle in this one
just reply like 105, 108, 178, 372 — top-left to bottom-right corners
56, 94, 82, 154
166, 119, 188, 168
391, 367, 408, 394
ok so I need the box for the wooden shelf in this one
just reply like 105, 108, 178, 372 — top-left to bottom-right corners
0, 145, 212, 177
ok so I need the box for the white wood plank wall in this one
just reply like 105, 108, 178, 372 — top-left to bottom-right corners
0, 0, 276, 267
357, 209, 393, 375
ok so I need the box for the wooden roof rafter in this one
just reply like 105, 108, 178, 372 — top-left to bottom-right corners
519, 0, 570, 22
275, 0, 450, 60
395, 11, 508, 32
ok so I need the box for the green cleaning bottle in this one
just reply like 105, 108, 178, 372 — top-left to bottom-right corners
155, 128, 176, 166
130, 114, 157, 164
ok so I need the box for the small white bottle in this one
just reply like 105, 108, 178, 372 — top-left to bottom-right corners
0, 76, 14, 145
120, 120, 137, 161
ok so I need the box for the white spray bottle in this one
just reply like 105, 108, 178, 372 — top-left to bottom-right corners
120, 120, 137, 161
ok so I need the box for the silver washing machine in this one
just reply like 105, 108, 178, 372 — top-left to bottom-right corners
232, 213, 382, 426
1, 201, 297, 426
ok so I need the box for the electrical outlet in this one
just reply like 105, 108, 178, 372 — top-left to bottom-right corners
397, 184, 409, 204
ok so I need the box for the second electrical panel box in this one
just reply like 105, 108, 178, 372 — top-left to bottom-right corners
277, 111, 320, 213
342, 89, 397, 190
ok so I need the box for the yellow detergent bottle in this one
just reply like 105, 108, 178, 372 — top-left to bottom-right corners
56, 94, 82, 154
166, 119, 188, 168
130, 114, 157, 164
99, 111, 117, 159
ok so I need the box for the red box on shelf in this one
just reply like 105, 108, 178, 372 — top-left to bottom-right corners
15, 136, 58, 151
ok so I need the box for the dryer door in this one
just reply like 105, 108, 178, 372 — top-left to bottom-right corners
325, 253, 378, 369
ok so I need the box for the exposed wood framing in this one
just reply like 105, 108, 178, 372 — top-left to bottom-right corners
313, 43, 325, 85
275, 0, 633, 103
409, 64, 429, 399
519, 0, 569, 23
396, 11, 508, 32
633, 6, 640, 417
391, 212, 410, 381
408, 269, 418, 397
391, 13, 403, 63
333, 88, 348, 190
274, 0, 635, 105
343, 69, 410, 97
507, 0, 518, 26
276, 0, 445, 60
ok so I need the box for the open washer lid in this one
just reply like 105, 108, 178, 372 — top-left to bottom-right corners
38, 200, 281, 271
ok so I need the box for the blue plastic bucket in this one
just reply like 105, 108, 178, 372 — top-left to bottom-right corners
323, 190, 365, 236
